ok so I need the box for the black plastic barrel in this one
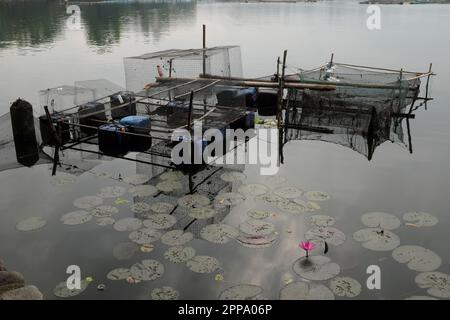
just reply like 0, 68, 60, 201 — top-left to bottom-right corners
98, 123, 129, 156
10, 99, 39, 167
78, 102, 106, 136
119, 115, 152, 151
256, 90, 278, 116
39, 113, 70, 146
110, 91, 137, 120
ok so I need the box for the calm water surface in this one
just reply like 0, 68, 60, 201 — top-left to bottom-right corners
1, 0, 450, 299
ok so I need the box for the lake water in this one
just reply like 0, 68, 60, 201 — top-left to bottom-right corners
1, 0, 450, 300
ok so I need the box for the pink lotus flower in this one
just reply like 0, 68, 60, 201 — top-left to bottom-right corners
299, 241, 316, 258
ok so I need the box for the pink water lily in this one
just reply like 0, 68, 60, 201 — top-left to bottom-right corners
299, 241, 316, 258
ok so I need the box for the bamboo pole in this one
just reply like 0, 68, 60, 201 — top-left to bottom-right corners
425, 63, 433, 101
202, 24, 206, 76
187, 91, 194, 132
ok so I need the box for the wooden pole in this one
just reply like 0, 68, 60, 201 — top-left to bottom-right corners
276, 57, 280, 80
329, 53, 334, 66
187, 91, 194, 132
278, 50, 287, 165
398, 68, 403, 109
169, 59, 173, 78
425, 63, 432, 101
44, 106, 61, 176
202, 24, 206, 76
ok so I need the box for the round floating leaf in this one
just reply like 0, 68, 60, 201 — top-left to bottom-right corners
186, 256, 221, 274
257, 193, 289, 207
329, 277, 362, 298
238, 184, 269, 197
161, 230, 193, 246
16, 217, 47, 231
107, 268, 131, 280
292, 199, 315, 212
403, 212, 438, 227
310, 215, 335, 227
91, 205, 119, 218
214, 192, 246, 207
151, 286, 179, 300
53, 280, 89, 298
156, 180, 182, 193
404, 296, 438, 300
151, 202, 175, 214
220, 171, 246, 182
51, 174, 76, 187
305, 191, 331, 201
236, 233, 278, 248
247, 210, 271, 219
415, 272, 450, 298
274, 186, 303, 199
361, 212, 401, 230
200, 224, 239, 244
353, 228, 400, 251
178, 194, 210, 209
61, 211, 92, 225
239, 219, 275, 236
95, 172, 112, 179
280, 282, 335, 300
74, 196, 103, 209
130, 259, 164, 281
97, 186, 127, 198
306, 226, 346, 246
392, 245, 441, 272
307, 201, 321, 210
292, 256, 340, 281
128, 185, 158, 197
130, 202, 151, 214
113, 218, 142, 232
122, 174, 150, 185
189, 207, 216, 219
129, 228, 162, 244
265, 176, 287, 186
277, 201, 308, 214
113, 242, 139, 260
219, 284, 263, 300
96, 217, 115, 226
143, 214, 177, 229
164, 246, 196, 263
160, 171, 184, 181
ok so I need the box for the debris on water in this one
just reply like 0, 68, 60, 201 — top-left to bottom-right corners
107, 268, 131, 280
60, 211, 92, 225
97, 284, 106, 291
150, 202, 175, 214
50, 174, 76, 187
97, 186, 127, 198
329, 277, 362, 298
140, 243, 154, 253
85, 276, 93, 283
215, 274, 224, 282
236, 232, 278, 248
280, 281, 335, 300
53, 280, 89, 298
151, 286, 179, 300
130, 259, 164, 281
73, 196, 103, 209
310, 215, 335, 227
307, 201, 321, 210
126, 276, 141, 284
403, 212, 438, 228
164, 246, 196, 263
214, 192, 246, 207
91, 205, 119, 218
392, 245, 442, 272
160, 171, 184, 181
178, 194, 210, 209
122, 174, 150, 185
143, 214, 177, 229
161, 230, 194, 246
304, 191, 331, 201
292, 256, 340, 281
200, 224, 239, 244
96, 217, 115, 226
189, 207, 216, 219
129, 228, 162, 244
113, 218, 143, 232
274, 186, 303, 199
239, 219, 275, 236
130, 202, 151, 214
415, 272, 450, 298
238, 184, 269, 197
219, 284, 263, 300
306, 226, 346, 246
282, 273, 294, 285
113, 242, 139, 260
361, 212, 401, 230
187, 256, 221, 274
156, 180, 182, 193
353, 228, 400, 251
114, 198, 129, 205
247, 210, 271, 219
16, 216, 47, 231
128, 185, 158, 197
220, 171, 246, 183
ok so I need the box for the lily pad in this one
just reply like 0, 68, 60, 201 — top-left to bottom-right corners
186, 256, 221, 274
238, 184, 269, 197
160, 171, 184, 181
113, 242, 139, 260
122, 174, 150, 185
189, 207, 217, 219
96, 217, 115, 226
151, 202, 175, 214
143, 214, 177, 229
178, 194, 210, 209
107, 268, 131, 280
53, 280, 89, 298
219, 284, 264, 300
239, 219, 275, 236
236, 233, 278, 248
292, 256, 340, 281
164, 246, 196, 263
73, 196, 103, 209
97, 186, 127, 198
277, 201, 308, 214
151, 286, 179, 300
113, 218, 143, 232
129, 185, 158, 197
257, 193, 289, 207
361, 212, 401, 230
306, 226, 346, 246
415, 272, 450, 298
265, 176, 287, 186
292, 199, 315, 212
161, 230, 193, 246
404, 296, 438, 300
95, 172, 112, 179
200, 224, 239, 244
60, 211, 92, 225
130, 202, 151, 214
214, 192, 246, 207
129, 228, 162, 244
392, 245, 441, 272
156, 180, 183, 193
403, 212, 438, 227
310, 215, 335, 227
91, 205, 119, 218
247, 210, 272, 219
130, 259, 164, 281
305, 191, 331, 201
16, 216, 47, 231
329, 277, 362, 298
51, 174, 76, 187
353, 228, 400, 251
274, 186, 303, 199
220, 171, 246, 182
280, 282, 335, 300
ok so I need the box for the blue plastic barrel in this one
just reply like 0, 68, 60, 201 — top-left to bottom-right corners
119, 115, 152, 151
